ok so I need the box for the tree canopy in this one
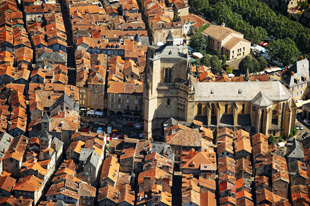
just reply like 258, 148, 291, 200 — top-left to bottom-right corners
239, 56, 264, 74
189, 32, 206, 52
196, 0, 310, 65
269, 38, 300, 65
210, 55, 222, 73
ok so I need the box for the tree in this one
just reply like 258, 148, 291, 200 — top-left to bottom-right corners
201, 55, 211, 66
268, 135, 276, 145
252, 58, 261, 73
278, 136, 283, 142
214, 49, 219, 57
210, 55, 222, 73
226, 66, 233, 74
189, 0, 209, 11
291, 127, 297, 136
174, 12, 179, 22
239, 56, 253, 74
258, 56, 268, 70
298, 1, 309, 10
197, 24, 210, 33
189, 32, 206, 52
221, 55, 227, 65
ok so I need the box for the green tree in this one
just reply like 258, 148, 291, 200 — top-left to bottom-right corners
291, 127, 297, 136
201, 55, 211, 66
189, 32, 206, 52
174, 12, 179, 22
239, 56, 253, 74
269, 38, 300, 65
268, 135, 276, 144
298, 1, 309, 10
278, 136, 283, 142
226, 66, 233, 74
214, 49, 219, 57
252, 58, 261, 73
221, 55, 227, 65
197, 24, 210, 33
189, 0, 209, 11
210, 55, 222, 73
258, 56, 268, 70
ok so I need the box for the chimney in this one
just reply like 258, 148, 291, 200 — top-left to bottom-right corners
301, 56, 303, 60
221, 22, 225, 27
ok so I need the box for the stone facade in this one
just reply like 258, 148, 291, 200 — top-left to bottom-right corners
144, 32, 190, 139
144, 35, 296, 139
202, 24, 251, 60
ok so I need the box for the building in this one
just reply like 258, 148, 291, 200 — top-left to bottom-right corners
281, 58, 310, 101
143, 32, 190, 139
144, 34, 296, 139
107, 81, 143, 117
202, 24, 251, 60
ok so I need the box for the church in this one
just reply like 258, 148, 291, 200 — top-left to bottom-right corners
143, 32, 296, 139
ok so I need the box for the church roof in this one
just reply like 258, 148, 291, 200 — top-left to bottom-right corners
251, 91, 273, 107
166, 30, 173, 43
193, 81, 292, 102
39, 130, 52, 141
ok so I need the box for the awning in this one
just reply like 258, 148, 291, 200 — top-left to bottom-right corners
80, 108, 86, 111
95, 111, 103, 116
87, 110, 95, 115
192, 52, 203, 59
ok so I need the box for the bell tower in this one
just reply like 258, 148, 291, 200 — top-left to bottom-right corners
143, 34, 190, 139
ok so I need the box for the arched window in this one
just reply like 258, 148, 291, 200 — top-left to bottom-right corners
198, 104, 202, 115
211, 104, 215, 115
165, 67, 172, 83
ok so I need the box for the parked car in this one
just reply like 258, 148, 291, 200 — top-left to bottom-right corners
304, 119, 310, 126
302, 132, 308, 140
299, 125, 304, 130
134, 123, 142, 129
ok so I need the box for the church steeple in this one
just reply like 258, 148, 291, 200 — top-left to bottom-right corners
41, 113, 50, 133
166, 31, 173, 45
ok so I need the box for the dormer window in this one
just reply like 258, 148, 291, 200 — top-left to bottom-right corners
294, 78, 300, 84
301, 75, 307, 82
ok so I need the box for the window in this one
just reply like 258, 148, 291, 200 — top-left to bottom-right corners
126, 106, 129, 110
165, 68, 172, 83
135, 106, 138, 111
225, 104, 228, 113
242, 104, 245, 113
167, 99, 170, 106
198, 103, 202, 115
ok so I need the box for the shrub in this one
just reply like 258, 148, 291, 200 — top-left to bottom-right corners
268, 135, 276, 144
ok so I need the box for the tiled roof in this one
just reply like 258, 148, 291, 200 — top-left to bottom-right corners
100, 156, 120, 183
0, 175, 16, 192
13, 175, 43, 192
166, 129, 202, 147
